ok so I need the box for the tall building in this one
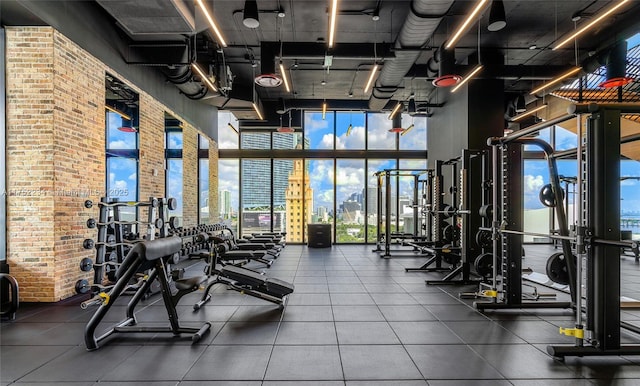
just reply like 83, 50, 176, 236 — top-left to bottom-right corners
219, 190, 231, 218
285, 159, 313, 242
241, 134, 296, 209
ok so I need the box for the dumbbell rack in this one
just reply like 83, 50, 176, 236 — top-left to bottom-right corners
79, 197, 163, 296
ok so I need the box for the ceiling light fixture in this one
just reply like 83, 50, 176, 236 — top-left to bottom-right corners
105, 105, 131, 121
243, 0, 260, 28
389, 115, 404, 133
328, 0, 339, 48
279, 61, 291, 92
322, 100, 327, 120
117, 126, 137, 133
451, 64, 483, 93
432, 46, 462, 87
252, 102, 264, 120
196, 0, 227, 48
553, 0, 630, 50
401, 123, 415, 136
388, 101, 403, 120
277, 112, 295, 133
599, 40, 633, 88
487, 0, 506, 32
364, 64, 379, 94
445, 0, 489, 49
511, 103, 548, 121
191, 63, 218, 92
407, 94, 417, 116
346, 123, 353, 136
530, 67, 581, 95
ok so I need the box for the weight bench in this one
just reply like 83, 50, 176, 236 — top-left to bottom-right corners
194, 256, 294, 310
84, 236, 211, 350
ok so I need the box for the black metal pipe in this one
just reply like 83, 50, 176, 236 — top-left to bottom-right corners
488, 114, 575, 145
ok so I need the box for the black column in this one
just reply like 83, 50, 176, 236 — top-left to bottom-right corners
587, 109, 621, 350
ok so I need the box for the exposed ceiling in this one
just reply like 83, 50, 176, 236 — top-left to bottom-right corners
5, 0, 640, 125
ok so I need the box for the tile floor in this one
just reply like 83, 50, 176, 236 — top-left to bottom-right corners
2, 244, 640, 385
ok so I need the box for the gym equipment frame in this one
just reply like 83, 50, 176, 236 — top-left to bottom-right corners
372, 168, 432, 258
84, 237, 211, 350
475, 116, 574, 310
547, 103, 640, 360
426, 149, 486, 285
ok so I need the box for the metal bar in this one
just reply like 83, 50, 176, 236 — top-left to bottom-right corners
499, 229, 576, 241
489, 114, 575, 145
491, 145, 499, 292
569, 103, 640, 115
575, 112, 584, 347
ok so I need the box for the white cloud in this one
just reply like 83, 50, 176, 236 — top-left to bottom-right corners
113, 180, 128, 190
367, 114, 395, 150
108, 140, 129, 149
217, 111, 239, 149
305, 114, 330, 133
320, 133, 334, 149
524, 174, 545, 193
128, 172, 137, 181
335, 125, 365, 150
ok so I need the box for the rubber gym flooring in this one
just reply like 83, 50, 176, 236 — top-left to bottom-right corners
3, 244, 640, 385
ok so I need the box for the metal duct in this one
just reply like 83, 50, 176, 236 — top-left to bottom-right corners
369, 0, 454, 111
163, 65, 209, 100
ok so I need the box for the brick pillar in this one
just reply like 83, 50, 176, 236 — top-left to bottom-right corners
6, 27, 105, 301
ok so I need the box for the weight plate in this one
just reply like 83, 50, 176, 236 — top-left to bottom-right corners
475, 229, 493, 249
79, 257, 93, 272
167, 197, 178, 211
474, 253, 494, 278
479, 204, 493, 219
546, 252, 573, 285
75, 279, 90, 294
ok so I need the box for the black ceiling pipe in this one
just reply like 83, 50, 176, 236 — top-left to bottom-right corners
368, 0, 455, 111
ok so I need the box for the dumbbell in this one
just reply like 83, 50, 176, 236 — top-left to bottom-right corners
84, 198, 159, 209
83, 238, 136, 249
86, 218, 164, 229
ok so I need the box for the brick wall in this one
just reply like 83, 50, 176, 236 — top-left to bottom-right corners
5, 27, 218, 301
6, 27, 57, 301
51, 31, 106, 300
182, 124, 198, 227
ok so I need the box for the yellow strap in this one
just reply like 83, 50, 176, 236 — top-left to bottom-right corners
559, 327, 584, 339
99, 292, 111, 306
480, 290, 498, 298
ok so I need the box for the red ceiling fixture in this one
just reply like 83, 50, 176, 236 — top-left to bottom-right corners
599, 40, 633, 88
277, 112, 295, 133
117, 126, 138, 133
389, 114, 404, 133
432, 47, 461, 88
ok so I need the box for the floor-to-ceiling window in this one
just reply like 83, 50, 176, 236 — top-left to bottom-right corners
218, 110, 428, 243
105, 74, 138, 223
198, 135, 209, 224
165, 113, 183, 223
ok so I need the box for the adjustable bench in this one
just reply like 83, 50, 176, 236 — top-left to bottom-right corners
194, 256, 294, 310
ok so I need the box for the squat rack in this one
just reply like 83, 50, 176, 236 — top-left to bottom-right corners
372, 168, 431, 258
